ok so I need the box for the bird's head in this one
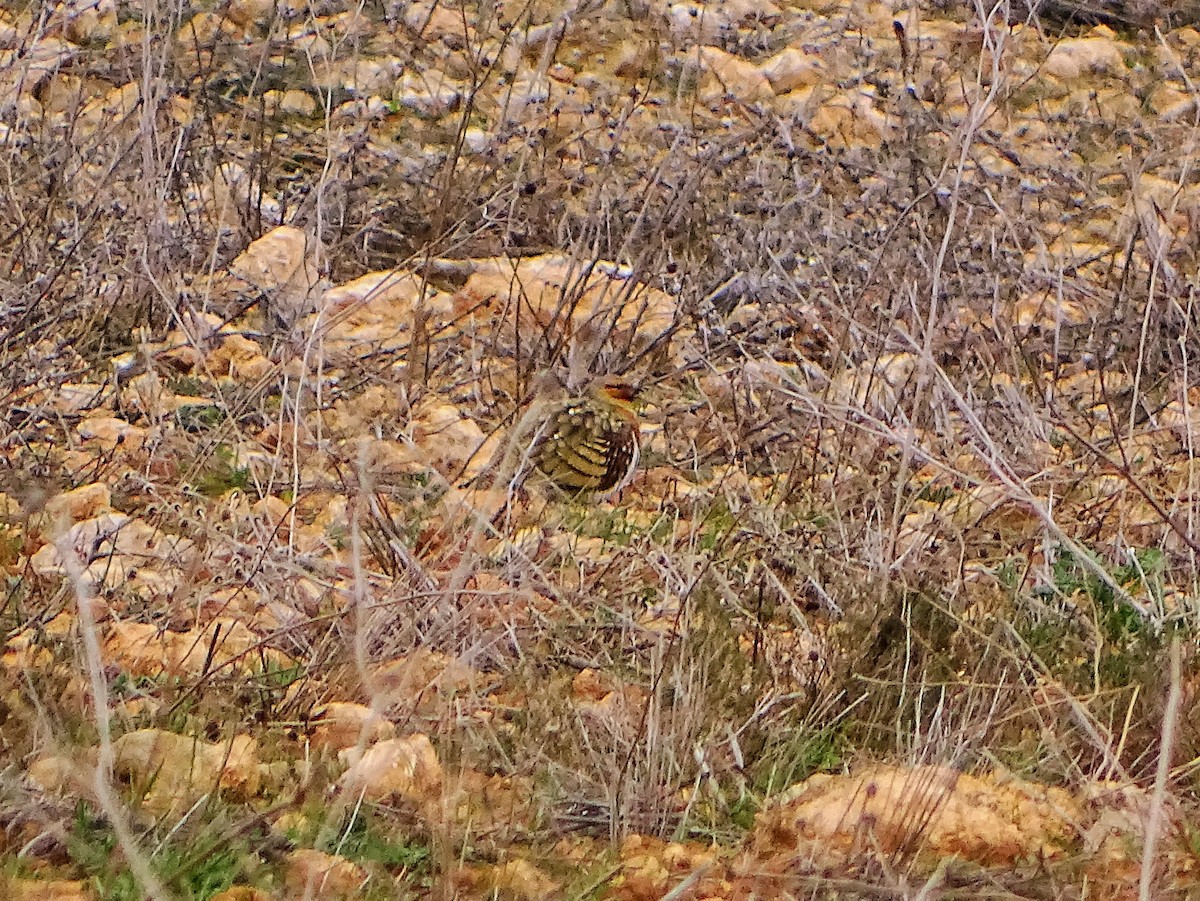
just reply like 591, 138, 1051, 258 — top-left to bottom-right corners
596, 376, 640, 406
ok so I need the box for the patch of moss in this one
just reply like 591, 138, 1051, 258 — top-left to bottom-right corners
192, 446, 250, 498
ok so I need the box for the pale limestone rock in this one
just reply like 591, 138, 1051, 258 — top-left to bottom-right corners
61, 0, 116, 43
279, 88, 317, 115
264, 88, 319, 117
310, 702, 396, 750
40, 483, 112, 528
104, 618, 292, 680
70, 79, 138, 135
1148, 82, 1194, 119
3, 877, 93, 901
30, 512, 129, 577
414, 402, 488, 472
331, 95, 390, 121
394, 69, 463, 117
1, 631, 54, 673
226, 0, 277, 26
691, 45, 774, 103
112, 729, 261, 813
77, 416, 148, 450
337, 733, 443, 803
808, 88, 892, 149
285, 22, 332, 58
456, 253, 676, 350
760, 46, 826, 93
756, 765, 1081, 867
0, 36, 78, 88
1042, 35, 1127, 79
284, 850, 368, 901
206, 334, 273, 382
315, 269, 455, 355
25, 755, 87, 795
229, 225, 323, 325
175, 12, 246, 50
404, 0, 475, 44
314, 57, 398, 95
49, 383, 106, 414
975, 150, 1019, 179
370, 649, 492, 710
667, 0, 782, 42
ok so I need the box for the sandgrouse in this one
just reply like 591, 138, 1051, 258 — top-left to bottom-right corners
527, 376, 641, 498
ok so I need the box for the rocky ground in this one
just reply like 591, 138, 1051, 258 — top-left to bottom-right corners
3, 0, 1200, 898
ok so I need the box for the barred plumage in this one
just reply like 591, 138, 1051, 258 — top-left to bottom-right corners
531, 377, 641, 497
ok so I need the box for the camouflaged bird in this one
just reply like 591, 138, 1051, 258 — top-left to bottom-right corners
528, 376, 641, 498
470, 376, 643, 562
